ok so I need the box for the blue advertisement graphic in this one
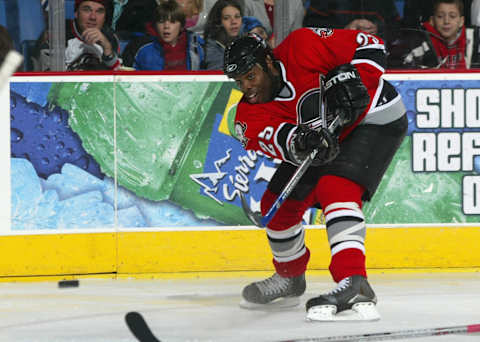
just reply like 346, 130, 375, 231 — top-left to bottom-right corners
198, 114, 276, 209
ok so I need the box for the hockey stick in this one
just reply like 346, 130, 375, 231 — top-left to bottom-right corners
125, 311, 161, 342
124, 312, 480, 342
278, 323, 480, 342
240, 75, 335, 228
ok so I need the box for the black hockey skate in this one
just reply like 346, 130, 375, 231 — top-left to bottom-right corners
306, 275, 380, 321
240, 273, 306, 309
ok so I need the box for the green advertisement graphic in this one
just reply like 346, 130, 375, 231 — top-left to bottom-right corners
49, 81, 223, 202
48, 81, 255, 225
364, 137, 478, 223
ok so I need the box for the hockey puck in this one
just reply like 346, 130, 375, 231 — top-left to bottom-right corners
58, 280, 79, 288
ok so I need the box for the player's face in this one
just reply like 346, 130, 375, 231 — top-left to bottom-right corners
431, 3, 464, 41
75, 1, 106, 32
221, 6, 242, 38
234, 63, 274, 104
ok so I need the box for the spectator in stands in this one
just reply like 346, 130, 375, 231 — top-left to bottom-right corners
121, 0, 204, 70
34, 0, 121, 71
242, 0, 304, 45
174, 0, 202, 30
203, 0, 243, 70
303, 0, 401, 40
171, 0, 305, 43
243, 16, 269, 40
469, 0, 480, 68
390, 0, 469, 69
403, 0, 472, 28
112, 0, 158, 39
169, 0, 217, 38
470, 0, 480, 24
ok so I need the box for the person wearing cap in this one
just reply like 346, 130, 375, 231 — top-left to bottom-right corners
34, 0, 121, 71
241, 16, 270, 45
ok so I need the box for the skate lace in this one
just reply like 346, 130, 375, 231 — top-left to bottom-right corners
256, 273, 290, 296
326, 277, 350, 295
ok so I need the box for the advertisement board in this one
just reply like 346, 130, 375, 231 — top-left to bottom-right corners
6, 73, 480, 234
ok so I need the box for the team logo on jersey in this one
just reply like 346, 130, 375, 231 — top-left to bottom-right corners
234, 121, 249, 147
297, 88, 322, 124
308, 27, 334, 38
297, 88, 335, 129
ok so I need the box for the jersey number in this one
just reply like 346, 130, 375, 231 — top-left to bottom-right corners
258, 126, 277, 157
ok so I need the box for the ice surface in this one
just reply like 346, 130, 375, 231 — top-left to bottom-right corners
0, 272, 479, 342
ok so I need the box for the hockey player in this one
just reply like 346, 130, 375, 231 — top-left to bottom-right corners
223, 28, 407, 321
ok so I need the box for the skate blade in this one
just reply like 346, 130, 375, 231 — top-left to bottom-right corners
306, 302, 380, 322
239, 296, 300, 310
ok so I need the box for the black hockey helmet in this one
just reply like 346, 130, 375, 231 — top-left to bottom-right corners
224, 33, 272, 78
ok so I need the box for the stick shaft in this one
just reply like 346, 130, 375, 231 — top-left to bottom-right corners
280, 323, 480, 342
260, 150, 315, 226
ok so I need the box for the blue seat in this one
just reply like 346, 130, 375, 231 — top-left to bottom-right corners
395, 0, 404, 18
6, 0, 45, 52
21, 39, 38, 72
65, 0, 75, 19
0, 0, 6, 28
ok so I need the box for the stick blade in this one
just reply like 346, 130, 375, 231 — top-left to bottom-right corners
125, 311, 161, 342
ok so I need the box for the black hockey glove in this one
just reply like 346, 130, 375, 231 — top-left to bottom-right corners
325, 64, 370, 127
290, 124, 340, 166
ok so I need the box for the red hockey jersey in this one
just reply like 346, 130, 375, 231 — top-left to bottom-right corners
229, 27, 403, 164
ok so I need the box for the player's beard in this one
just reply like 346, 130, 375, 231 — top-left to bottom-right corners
265, 66, 283, 102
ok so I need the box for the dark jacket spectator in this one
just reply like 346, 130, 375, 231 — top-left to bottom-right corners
112, 0, 158, 36
303, 0, 401, 40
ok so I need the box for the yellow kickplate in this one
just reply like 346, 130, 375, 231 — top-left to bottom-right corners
1, 226, 479, 281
